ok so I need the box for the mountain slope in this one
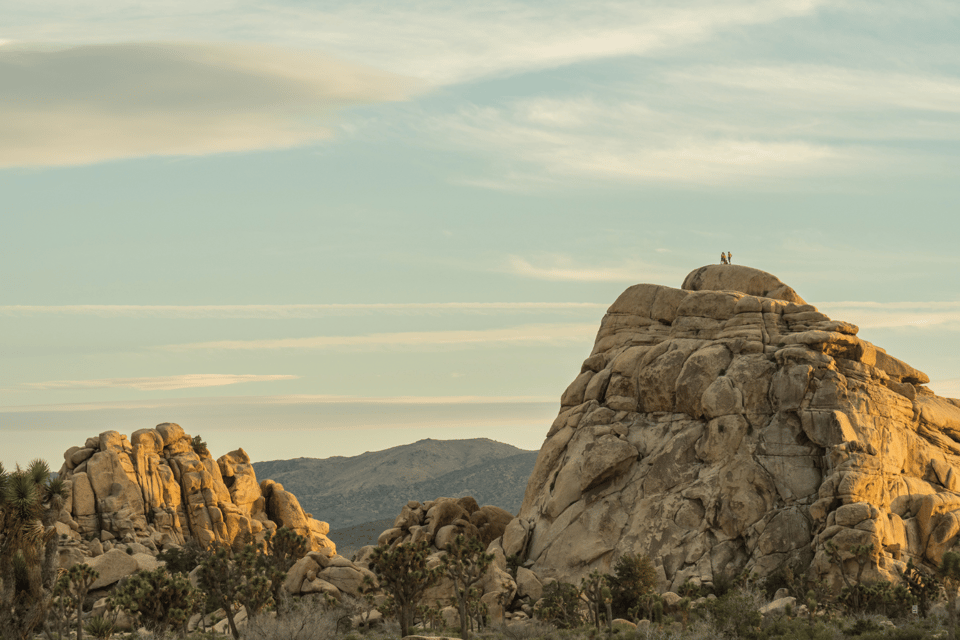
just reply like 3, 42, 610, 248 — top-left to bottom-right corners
253, 438, 537, 529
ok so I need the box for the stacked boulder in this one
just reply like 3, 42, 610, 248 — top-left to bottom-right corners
363, 497, 518, 619
500, 264, 960, 593
56, 423, 335, 585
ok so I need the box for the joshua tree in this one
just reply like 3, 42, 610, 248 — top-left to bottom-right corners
370, 539, 442, 638
581, 570, 611, 630
0, 459, 70, 640
262, 526, 308, 613
941, 551, 960, 640
54, 563, 99, 640
197, 545, 273, 640
441, 534, 494, 640
109, 567, 199, 639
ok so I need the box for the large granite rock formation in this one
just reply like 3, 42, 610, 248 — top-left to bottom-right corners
503, 264, 960, 592
56, 423, 335, 560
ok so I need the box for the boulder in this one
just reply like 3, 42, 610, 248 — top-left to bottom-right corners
88, 548, 140, 589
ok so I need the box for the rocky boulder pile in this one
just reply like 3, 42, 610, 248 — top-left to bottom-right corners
499, 264, 960, 593
362, 497, 519, 619
55, 423, 335, 580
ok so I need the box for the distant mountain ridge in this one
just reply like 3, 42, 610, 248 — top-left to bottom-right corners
253, 438, 538, 530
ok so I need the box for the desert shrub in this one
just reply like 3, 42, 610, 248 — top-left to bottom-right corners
704, 589, 763, 639
534, 581, 583, 629
109, 567, 199, 638
157, 539, 209, 574
838, 582, 914, 618
847, 627, 928, 640
191, 435, 209, 456
83, 615, 116, 640
608, 553, 658, 618
240, 598, 341, 640
758, 617, 840, 640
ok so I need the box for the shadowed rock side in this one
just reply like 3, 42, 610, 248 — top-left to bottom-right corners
56, 423, 335, 563
502, 266, 960, 593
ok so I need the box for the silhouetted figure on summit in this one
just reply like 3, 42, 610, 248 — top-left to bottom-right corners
720, 252, 727, 265
727, 251, 733, 264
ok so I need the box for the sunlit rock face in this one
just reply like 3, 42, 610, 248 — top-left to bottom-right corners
57, 424, 336, 555
504, 264, 960, 592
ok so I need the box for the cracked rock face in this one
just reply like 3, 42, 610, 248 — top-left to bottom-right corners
508, 264, 960, 591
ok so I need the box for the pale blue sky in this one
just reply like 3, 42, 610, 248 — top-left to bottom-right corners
2, 0, 959, 468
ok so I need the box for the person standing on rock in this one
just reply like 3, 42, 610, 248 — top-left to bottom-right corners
720, 252, 727, 265
727, 251, 733, 264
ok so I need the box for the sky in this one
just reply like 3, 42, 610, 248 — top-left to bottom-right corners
2, 0, 960, 470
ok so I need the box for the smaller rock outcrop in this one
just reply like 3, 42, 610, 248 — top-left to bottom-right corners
56, 424, 335, 561
361, 497, 517, 621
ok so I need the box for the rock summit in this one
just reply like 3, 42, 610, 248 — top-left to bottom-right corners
502, 264, 960, 592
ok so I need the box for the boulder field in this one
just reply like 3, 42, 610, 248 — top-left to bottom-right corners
499, 264, 960, 592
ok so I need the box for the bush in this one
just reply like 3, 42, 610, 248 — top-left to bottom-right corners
704, 589, 763, 639
758, 617, 840, 640
157, 539, 209, 574
240, 598, 342, 640
533, 581, 582, 629
608, 553, 658, 618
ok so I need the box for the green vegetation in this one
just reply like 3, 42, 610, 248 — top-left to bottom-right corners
0, 458, 70, 640
441, 534, 494, 640
110, 566, 199, 638
369, 539, 442, 638
55, 563, 99, 640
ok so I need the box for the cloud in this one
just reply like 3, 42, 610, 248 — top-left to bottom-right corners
0, 42, 420, 167
506, 255, 687, 283
672, 65, 960, 114
817, 301, 960, 330
13, 374, 298, 392
0, 302, 606, 318
0, 394, 556, 413
160, 323, 597, 351
433, 96, 848, 186
2, 1, 829, 85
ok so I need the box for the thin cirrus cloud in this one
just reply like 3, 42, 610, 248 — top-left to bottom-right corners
0, 302, 607, 319
160, 323, 597, 351
435, 97, 846, 186
12, 374, 299, 392
0, 394, 556, 414
0, 41, 421, 168
1, 0, 830, 86
506, 255, 687, 284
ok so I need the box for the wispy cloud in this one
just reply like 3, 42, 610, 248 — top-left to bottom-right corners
434, 96, 849, 186
0, 394, 556, 413
672, 65, 960, 115
0, 302, 606, 318
2, 1, 829, 85
160, 323, 596, 351
506, 255, 687, 283
0, 42, 420, 167
9, 374, 298, 392
818, 301, 960, 330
